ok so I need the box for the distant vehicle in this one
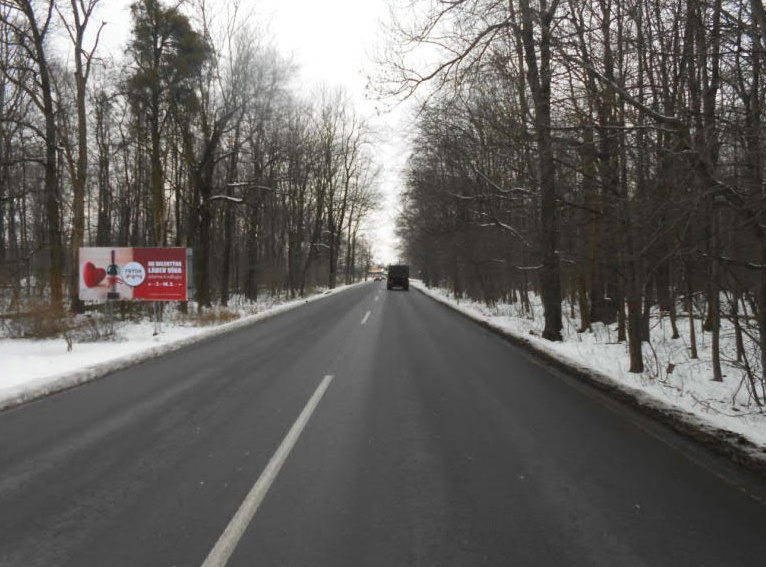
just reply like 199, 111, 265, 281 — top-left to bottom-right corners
387, 264, 409, 291
374, 275, 384, 282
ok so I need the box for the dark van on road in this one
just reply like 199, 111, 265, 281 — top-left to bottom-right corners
387, 264, 409, 291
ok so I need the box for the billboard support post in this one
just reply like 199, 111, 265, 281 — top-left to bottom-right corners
152, 301, 162, 336
104, 297, 114, 336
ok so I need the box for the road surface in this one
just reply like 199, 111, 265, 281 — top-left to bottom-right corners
2, 282, 766, 566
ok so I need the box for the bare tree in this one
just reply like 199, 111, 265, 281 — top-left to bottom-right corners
54, 0, 105, 312
380, 0, 565, 339
2, 0, 64, 307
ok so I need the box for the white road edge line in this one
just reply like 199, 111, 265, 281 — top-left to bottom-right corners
200, 374, 335, 567
361, 311, 371, 325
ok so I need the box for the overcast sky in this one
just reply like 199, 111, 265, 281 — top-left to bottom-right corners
257, 0, 408, 264
93, 0, 408, 264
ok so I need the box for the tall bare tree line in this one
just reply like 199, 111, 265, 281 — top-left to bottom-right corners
388, 0, 766, 403
0, 0, 380, 315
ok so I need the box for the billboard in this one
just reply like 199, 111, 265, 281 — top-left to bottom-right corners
79, 247, 188, 302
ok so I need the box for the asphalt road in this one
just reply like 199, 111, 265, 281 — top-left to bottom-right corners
2, 282, 766, 567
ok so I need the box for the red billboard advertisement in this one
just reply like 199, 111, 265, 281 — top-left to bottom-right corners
79, 247, 188, 302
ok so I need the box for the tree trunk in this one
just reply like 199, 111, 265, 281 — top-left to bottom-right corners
221, 124, 241, 307
623, 212, 643, 373
40, 61, 63, 306
63, 1, 102, 313
731, 290, 745, 363
759, 243, 766, 392
685, 263, 698, 359
519, 0, 562, 341
709, 215, 722, 382
16, 1, 64, 308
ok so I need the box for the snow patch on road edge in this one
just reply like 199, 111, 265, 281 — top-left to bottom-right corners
412, 281, 766, 477
0, 284, 360, 412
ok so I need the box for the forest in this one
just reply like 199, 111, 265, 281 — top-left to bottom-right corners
388, 0, 766, 403
0, 0, 380, 317
3, 0, 766, 408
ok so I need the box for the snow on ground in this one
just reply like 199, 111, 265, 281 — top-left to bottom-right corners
0, 284, 359, 411
3, 278, 766, 469
412, 281, 766, 453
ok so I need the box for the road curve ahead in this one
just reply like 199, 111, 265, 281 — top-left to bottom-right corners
1, 282, 766, 567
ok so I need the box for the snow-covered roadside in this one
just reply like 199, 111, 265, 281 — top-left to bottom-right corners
0, 283, 362, 411
412, 280, 766, 473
